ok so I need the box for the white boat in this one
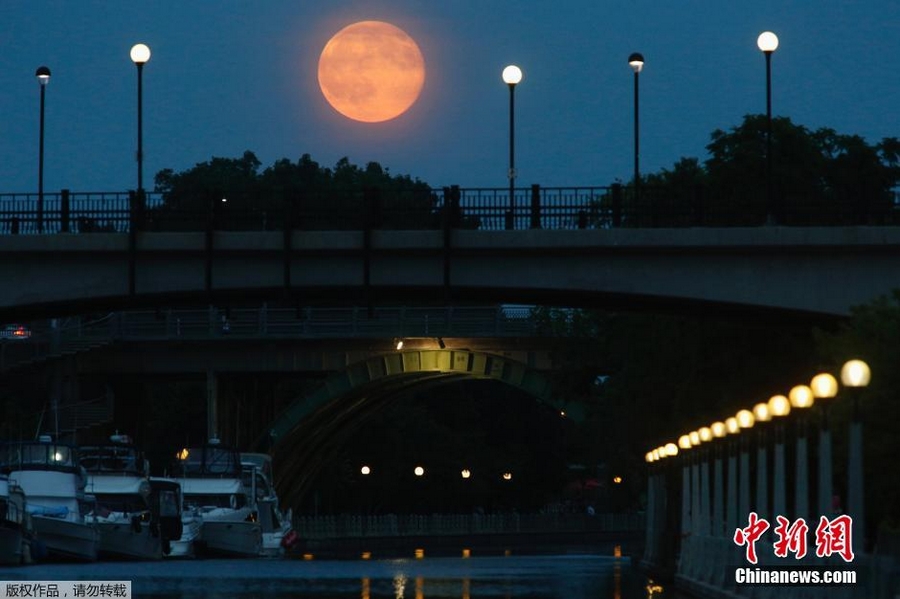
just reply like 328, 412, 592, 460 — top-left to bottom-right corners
149, 477, 200, 558
1, 473, 35, 565
173, 439, 261, 557
80, 435, 163, 560
241, 453, 297, 557
0, 437, 99, 562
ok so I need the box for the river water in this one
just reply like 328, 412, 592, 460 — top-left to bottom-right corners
0, 551, 673, 599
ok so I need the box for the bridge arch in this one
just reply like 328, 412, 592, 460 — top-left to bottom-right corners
264, 349, 578, 506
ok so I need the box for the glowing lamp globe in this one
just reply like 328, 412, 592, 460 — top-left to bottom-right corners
130, 43, 151, 65
711, 421, 727, 438
840, 359, 871, 388
725, 417, 740, 434
789, 384, 815, 409
768, 394, 791, 417
757, 31, 779, 53
753, 402, 772, 423
664, 442, 678, 457
810, 373, 839, 399
736, 409, 755, 429
628, 52, 644, 73
678, 434, 692, 450
502, 65, 523, 86
698, 427, 713, 443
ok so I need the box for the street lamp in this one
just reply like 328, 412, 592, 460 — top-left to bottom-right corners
725, 416, 740, 532
628, 52, 644, 200
752, 402, 772, 517
840, 359, 870, 553
767, 394, 791, 522
710, 421, 727, 537
810, 372, 838, 518
502, 65, 522, 230
757, 31, 778, 224
789, 384, 814, 522
735, 409, 755, 520
35, 66, 51, 234
130, 43, 151, 196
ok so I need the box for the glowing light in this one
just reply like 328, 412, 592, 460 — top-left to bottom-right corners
736, 409, 755, 429
698, 427, 713, 443
130, 43, 151, 64
678, 435, 692, 449
689, 431, 700, 446
461, 469, 471, 479
789, 385, 815, 409
753, 402, 772, 422
414, 548, 425, 559
840, 359, 871, 388
360, 465, 371, 475
613, 475, 623, 484
502, 65, 523, 85
502, 472, 513, 480
176, 448, 189, 460
414, 466, 424, 477
768, 395, 791, 417
664, 442, 678, 457
757, 31, 779, 53
711, 422, 727, 438
725, 417, 740, 434
810, 373, 839, 398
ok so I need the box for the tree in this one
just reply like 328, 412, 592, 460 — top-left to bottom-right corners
619, 116, 898, 227
149, 152, 438, 231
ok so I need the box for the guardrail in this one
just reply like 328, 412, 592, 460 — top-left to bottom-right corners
3, 185, 897, 234
0, 305, 572, 371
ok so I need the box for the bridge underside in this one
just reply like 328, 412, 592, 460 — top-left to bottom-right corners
264, 349, 577, 507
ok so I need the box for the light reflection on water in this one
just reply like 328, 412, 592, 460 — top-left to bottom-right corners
1, 548, 672, 599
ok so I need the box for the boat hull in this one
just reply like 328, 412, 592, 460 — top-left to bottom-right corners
0, 525, 25, 565
97, 521, 161, 560
32, 516, 98, 562
198, 519, 261, 557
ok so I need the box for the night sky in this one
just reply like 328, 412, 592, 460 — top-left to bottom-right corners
1, 1, 898, 194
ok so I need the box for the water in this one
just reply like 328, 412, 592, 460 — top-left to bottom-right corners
0, 552, 670, 599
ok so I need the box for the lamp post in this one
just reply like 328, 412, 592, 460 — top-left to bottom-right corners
789, 384, 814, 523
36, 66, 51, 233
757, 31, 778, 224
811, 372, 838, 519
710, 422, 727, 537
752, 402, 773, 518
677, 434, 693, 539
735, 409, 756, 520
724, 417, 740, 533
628, 53, 644, 200
840, 359, 870, 553
767, 394, 791, 522
502, 65, 522, 230
130, 43, 151, 196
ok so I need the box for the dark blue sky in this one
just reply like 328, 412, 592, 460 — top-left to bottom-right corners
1, 1, 898, 193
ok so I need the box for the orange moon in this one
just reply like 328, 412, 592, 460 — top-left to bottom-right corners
317, 21, 426, 123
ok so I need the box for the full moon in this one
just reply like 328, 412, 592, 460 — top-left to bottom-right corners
317, 21, 426, 123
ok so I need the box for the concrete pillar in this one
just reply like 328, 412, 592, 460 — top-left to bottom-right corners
772, 424, 787, 522
795, 421, 809, 524
818, 424, 832, 519
206, 369, 218, 440
681, 462, 692, 537
738, 436, 751, 520
691, 458, 700, 536
699, 451, 710, 535
644, 470, 656, 563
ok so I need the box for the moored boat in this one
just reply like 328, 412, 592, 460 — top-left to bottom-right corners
80, 435, 163, 560
1, 473, 36, 565
241, 453, 297, 557
173, 439, 261, 557
0, 437, 99, 562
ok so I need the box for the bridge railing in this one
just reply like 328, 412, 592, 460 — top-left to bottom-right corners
0, 306, 568, 371
3, 185, 898, 234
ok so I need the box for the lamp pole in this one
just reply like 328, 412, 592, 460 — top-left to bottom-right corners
735, 410, 756, 520
502, 65, 522, 230
130, 43, 151, 196
811, 373, 838, 519
767, 394, 791, 523
752, 403, 772, 518
840, 359, 871, 554
628, 53, 644, 200
757, 32, 778, 224
36, 66, 51, 234
789, 384, 814, 524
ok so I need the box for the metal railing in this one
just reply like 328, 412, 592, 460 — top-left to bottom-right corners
0, 306, 575, 372
3, 185, 897, 234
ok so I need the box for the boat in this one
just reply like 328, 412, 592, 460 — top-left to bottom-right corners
80, 434, 168, 560
1, 473, 36, 565
172, 438, 261, 557
149, 477, 200, 558
0, 436, 99, 562
241, 453, 297, 557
